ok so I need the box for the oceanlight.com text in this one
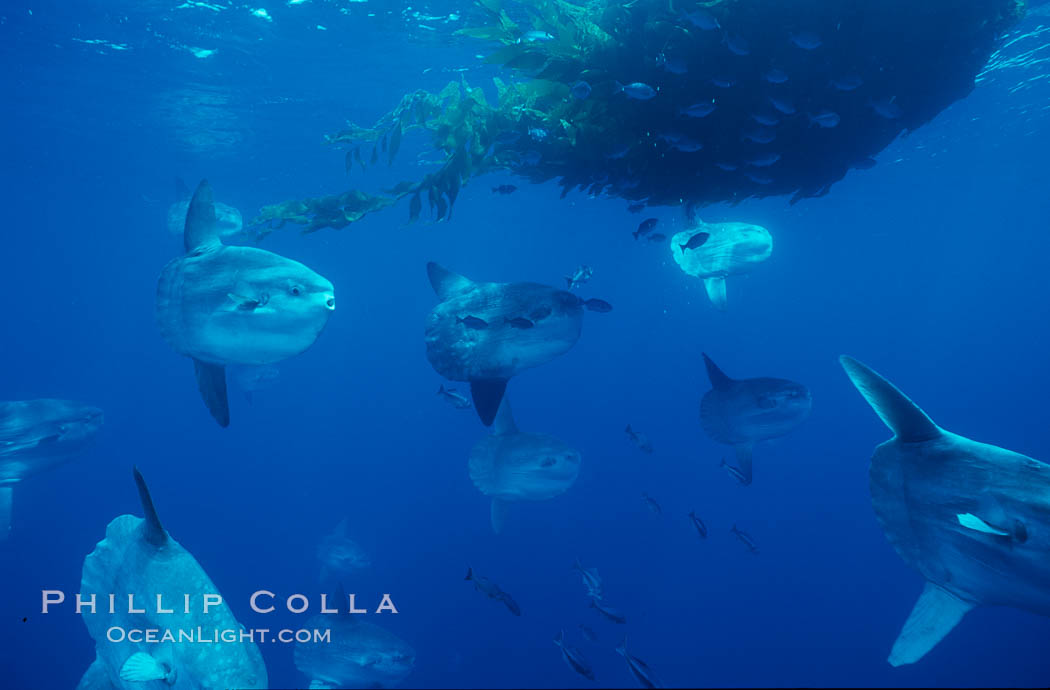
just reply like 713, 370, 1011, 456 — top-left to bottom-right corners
105, 626, 331, 645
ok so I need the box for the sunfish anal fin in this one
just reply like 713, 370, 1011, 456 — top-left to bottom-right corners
888, 582, 974, 667
703, 276, 727, 310
734, 445, 754, 485
470, 378, 508, 427
193, 358, 230, 428
0, 486, 12, 541
956, 512, 1010, 537
183, 179, 221, 253
426, 262, 474, 299
839, 356, 941, 443
491, 498, 510, 534
492, 397, 518, 435
119, 652, 173, 683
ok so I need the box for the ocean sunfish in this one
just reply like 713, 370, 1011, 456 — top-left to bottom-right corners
671, 218, 772, 310
424, 262, 607, 426
0, 399, 103, 540
156, 180, 335, 427
699, 353, 811, 484
317, 518, 372, 585
76, 468, 267, 689
294, 587, 415, 689
167, 178, 243, 241
468, 398, 581, 533
840, 356, 1050, 667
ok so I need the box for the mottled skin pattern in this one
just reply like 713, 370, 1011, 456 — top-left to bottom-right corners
842, 356, 1050, 665
77, 515, 267, 690
468, 432, 581, 502
699, 377, 811, 446
425, 275, 583, 382
156, 246, 334, 366
295, 614, 415, 689
870, 429, 1050, 613
671, 221, 772, 280
0, 399, 103, 483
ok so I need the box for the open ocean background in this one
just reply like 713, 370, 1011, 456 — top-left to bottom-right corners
2, 1, 1049, 687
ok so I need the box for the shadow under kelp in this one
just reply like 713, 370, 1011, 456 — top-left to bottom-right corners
250, 0, 1024, 236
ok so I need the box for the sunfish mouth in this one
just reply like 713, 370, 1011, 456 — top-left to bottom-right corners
324, 294, 335, 310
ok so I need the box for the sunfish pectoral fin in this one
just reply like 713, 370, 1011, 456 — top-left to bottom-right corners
491, 498, 510, 534
471, 378, 508, 427
119, 652, 174, 683
183, 179, 221, 253
193, 358, 230, 428
703, 276, 727, 310
888, 582, 974, 667
0, 486, 12, 541
956, 512, 1010, 537
734, 445, 754, 485
839, 356, 941, 443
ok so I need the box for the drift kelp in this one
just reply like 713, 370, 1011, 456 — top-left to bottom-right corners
252, 0, 1023, 234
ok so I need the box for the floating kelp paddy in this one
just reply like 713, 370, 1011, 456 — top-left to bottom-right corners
251, 0, 1024, 235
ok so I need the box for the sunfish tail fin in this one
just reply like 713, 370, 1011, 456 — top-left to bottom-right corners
0, 486, 12, 541
734, 445, 754, 485
471, 378, 508, 427
491, 498, 510, 534
193, 358, 230, 428
183, 179, 220, 252
703, 276, 727, 310
889, 582, 974, 667
702, 353, 734, 390
839, 356, 940, 442
133, 467, 167, 547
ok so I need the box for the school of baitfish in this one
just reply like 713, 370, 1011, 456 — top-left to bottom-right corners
4, 168, 1047, 689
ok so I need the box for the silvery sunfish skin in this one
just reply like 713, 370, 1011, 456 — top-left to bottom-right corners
76, 468, 267, 690
317, 518, 372, 586
295, 593, 415, 689
699, 353, 811, 485
425, 262, 591, 426
840, 356, 1050, 667
156, 180, 335, 427
0, 399, 103, 540
468, 398, 581, 534
671, 217, 772, 310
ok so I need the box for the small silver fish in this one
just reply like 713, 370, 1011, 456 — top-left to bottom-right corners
689, 511, 708, 539
741, 127, 776, 144
589, 596, 627, 624
565, 265, 593, 290
554, 630, 595, 680
437, 384, 471, 409
680, 102, 716, 118
764, 68, 788, 84
615, 81, 657, 100
808, 110, 840, 128
831, 74, 863, 90
769, 96, 796, 115
642, 492, 662, 515
574, 559, 603, 598
720, 458, 751, 485
731, 524, 759, 554
625, 424, 654, 453
790, 31, 822, 50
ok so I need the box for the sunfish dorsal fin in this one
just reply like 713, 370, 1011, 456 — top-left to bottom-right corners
889, 581, 974, 666
492, 397, 518, 435
193, 359, 229, 427
174, 177, 191, 202
471, 378, 508, 427
427, 262, 474, 299
839, 356, 941, 442
184, 179, 220, 253
133, 467, 168, 547
702, 353, 734, 391
703, 276, 727, 310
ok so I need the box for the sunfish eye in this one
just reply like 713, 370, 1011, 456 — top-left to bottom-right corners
290, 284, 302, 296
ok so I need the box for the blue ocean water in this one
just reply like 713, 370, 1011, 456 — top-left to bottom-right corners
2, 1, 1049, 688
